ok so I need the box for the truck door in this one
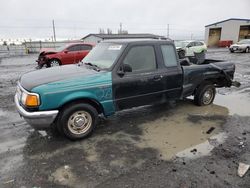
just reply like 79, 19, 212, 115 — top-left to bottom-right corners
159, 44, 183, 99
113, 45, 166, 110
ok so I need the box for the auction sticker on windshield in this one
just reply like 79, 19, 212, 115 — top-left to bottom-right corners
108, 45, 122, 50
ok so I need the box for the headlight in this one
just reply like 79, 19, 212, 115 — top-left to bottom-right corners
18, 84, 40, 107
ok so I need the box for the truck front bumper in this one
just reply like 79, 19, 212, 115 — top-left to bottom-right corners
14, 94, 58, 129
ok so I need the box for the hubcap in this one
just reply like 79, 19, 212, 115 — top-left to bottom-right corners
67, 111, 92, 135
202, 89, 214, 105
50, 60, 60, 67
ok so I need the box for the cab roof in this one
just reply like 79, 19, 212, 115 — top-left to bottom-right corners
101, 38, 173, 44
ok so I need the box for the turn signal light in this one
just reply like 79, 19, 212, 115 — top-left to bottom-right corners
26, 95, 40, 107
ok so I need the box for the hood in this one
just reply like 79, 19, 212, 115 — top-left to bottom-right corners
230, 43, 248, 48
20, 64, 101, 91
176, 47, 183, 51
39, 48, 57, 56
40, 48, 56, 53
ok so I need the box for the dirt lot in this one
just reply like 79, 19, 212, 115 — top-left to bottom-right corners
0, 50, 250, 188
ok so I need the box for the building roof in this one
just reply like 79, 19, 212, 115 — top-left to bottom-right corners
205, 18, 250, 27
81, 33, 168, 40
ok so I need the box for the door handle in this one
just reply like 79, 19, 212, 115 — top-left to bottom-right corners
153, 75, 163, 81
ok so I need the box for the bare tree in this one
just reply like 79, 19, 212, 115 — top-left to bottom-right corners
107, 28, 112, 34
99, 28, 105, 34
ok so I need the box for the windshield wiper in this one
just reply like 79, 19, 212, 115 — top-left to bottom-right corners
83, 62, 101, 72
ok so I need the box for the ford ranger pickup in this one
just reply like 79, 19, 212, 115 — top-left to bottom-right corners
15, 39, 238, 140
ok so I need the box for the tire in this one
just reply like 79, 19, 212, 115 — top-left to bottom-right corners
245, 47, 249, 53
56, 103, 98, 140
230, 49, 234, 53
178, 50, 186, 59
47, 59, 61, 67
194, 84, 216, 106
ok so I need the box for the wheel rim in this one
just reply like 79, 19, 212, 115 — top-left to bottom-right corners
50, 60, 60, 67
246, 48, 249, 53
67, 111, 92, 135
202, 89, 214, 105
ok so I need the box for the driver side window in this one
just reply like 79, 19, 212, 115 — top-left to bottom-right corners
67, 45, 80, 52
123, 45, 156, 73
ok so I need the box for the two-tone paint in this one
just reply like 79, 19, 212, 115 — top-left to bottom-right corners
16, 39, 236, 130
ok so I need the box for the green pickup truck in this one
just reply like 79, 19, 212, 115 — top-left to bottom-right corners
15, 39, 237, 140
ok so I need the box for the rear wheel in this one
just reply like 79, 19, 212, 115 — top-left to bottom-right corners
194, 84, 216, 106
57, 103, 98, 140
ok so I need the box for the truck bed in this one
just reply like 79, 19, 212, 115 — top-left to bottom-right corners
181, 59, 235, 98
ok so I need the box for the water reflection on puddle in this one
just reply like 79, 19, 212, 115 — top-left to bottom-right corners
215, 92, 250, 116
136, 102, 229, 160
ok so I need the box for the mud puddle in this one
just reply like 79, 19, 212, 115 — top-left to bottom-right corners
136, 102, 228, 160
176, 132, 227, 159
215, 92, 250, 116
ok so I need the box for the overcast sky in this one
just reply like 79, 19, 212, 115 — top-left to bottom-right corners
0, 0, 249, 40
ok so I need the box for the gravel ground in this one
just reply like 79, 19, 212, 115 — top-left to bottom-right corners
0, 50, 249, 188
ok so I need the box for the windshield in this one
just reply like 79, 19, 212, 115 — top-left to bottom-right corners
82, 43, 124, 69
238, 39, 250, 44
174, 41, 189, 48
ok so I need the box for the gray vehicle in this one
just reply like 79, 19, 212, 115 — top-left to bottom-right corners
229, 39, 250, 53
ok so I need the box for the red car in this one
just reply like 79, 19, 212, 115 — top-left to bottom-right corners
36, 43, 94, 68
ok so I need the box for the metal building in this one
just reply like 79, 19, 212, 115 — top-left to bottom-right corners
81, 34, 167, 44
205, 18, 250, 46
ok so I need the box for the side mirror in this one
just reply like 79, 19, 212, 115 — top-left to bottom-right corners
123, 64, 132, 72
64, 50, 68, 53
117, 64, 132, 77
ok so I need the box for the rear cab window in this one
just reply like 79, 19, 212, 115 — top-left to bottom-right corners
160, 45, 178, 67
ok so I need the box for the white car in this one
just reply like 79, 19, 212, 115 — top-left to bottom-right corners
229, 39, 250, 53
175, 40, 207, 58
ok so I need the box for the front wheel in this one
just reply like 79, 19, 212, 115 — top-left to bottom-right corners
245, 47, 249, 53
57, 103, 98, 140
194, 84, 216, 106
47, 59, 61, 67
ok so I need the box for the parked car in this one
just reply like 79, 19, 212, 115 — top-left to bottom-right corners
15, 39, 238, 140
36, 43, 94, 68
175, 40, 207, 58
229, 39, 250, 53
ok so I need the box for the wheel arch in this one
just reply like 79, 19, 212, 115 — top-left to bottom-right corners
194, 74, 229, 94
58, 97, 104, 115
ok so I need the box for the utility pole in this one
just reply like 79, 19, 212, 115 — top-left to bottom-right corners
52, 20, 56, 42
167, 24, 169, 38
119, 23, 122, 34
